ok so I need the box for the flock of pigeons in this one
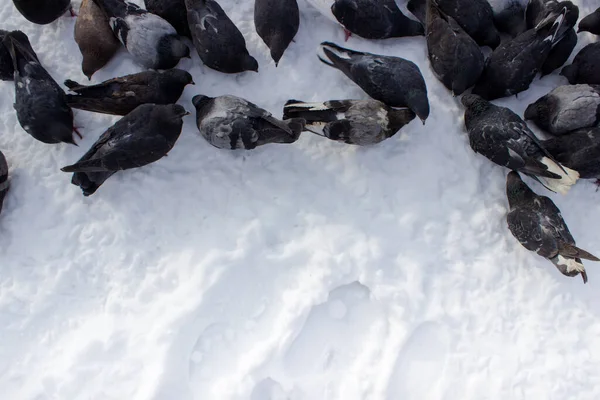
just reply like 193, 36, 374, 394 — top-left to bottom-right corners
0, 0, 600, 283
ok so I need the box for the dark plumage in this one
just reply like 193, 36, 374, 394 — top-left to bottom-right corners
542, 127, 600, 180
472, 4, 577, 100
192, 95, 304, 150
0, 30, 14, 81
524, 84, 600, 135
0, 150, 8, 215
461, 94, 579, 194
282, 99, 415, 145
330, 0, 424, 40
4, 30, 79, 145
488, 0, 528, 37
409, 0, 500, 49
12, 0, 73, 25
425, 0, 484, 95
525, 0, 557, 28
506, 171, 599, 283
185, 0, 258, 74
254, 0, 299, 66
74, 0, 121, 80
561, 42, 600, 85
144, 0, 191, 37
318, 42, 430, 123
92, 0, 189, 70
62, 104, 187, 196
578, 7, 600, 35
64, 69, 194, 116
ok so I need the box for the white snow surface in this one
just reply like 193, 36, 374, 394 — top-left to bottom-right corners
2, 1, 600, 399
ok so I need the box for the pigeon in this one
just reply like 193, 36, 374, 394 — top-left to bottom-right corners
282, 99, 416, 145
541, 127, 600, 182
506, 171, 599, 283
0, 150, 8, 215
408, 0, 501, 49
62, 103, 187, 196
92, 0, 189, 70
185, 0, 258, 73
192, 94, 305, 150
3, 30, 80, 145
74, 0, 121, 80
578, 7, 600, 35
472, 4, 578, 100
461, 94, 579, 194
561, 42, 600, 85
318, 42, 430, 123
525, 0, 557, 28
144, 0, 191, 37
64, 69, 194, 116
254, 0, 299, 66
524, 84, 600, 135
12, 0, 75, 25
425, 0, 485, 96
487, 0, 529, 37
0, 30, 14, 81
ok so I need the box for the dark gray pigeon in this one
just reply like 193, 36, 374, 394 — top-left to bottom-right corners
461, 94, 579, 194
488, 0, 528, 37
506, 171, 598, 283
185, 0, 258, 74
62, 103, 188, 196
144, 0, 191, 37
75, 0, 121, 80
4, 30, 80, 145
282, 99, 416, 145
0, 30, 14, 81
524, 84, 600, 135
0, 150, 8, 215
409, 0, 500, 49
192, 95, 305, 150
64, 69, 194, 116
254, 0, 299, 66
561, 42, 600, 85
525, 0, 557, 28
425, 0, 484, 96
541, 127, 600, 182
578, 7, 600, 35
472, 4, 577, 100
318, 42, 430, 123
12, 0, 75, 25
92, 0, 189, 70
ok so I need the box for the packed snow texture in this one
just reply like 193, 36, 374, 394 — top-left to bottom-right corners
1, 0, 600, 399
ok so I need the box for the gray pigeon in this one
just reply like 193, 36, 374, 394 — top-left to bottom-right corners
425, 0, 484, 96
4, 30, 80, 145
488, 0, 528, 37
185, 0, 258, 74
578, 7, 600, 35
506, 171, 599, 283
12, 0, 75, 25
64, 69, 194, 116
254, 0, 299, 66
541, 127, 600, 182
472, 3, 578, 100
282, 99, 416, 145
524, 84, 600, 135
92, 0, 189, 70
0, 30, 14, 81
461, 94, 579, 194
74, 0, 121, 80
144, 0, 191, 37
561, 42, 600, 85
62, 103, 188, 196
318, 42, 429, 123
408, 0, 500, 49
0, 150, 8, 215
192, 95, 304, 150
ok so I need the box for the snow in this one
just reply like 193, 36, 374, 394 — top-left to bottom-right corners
1, 0, 600, 399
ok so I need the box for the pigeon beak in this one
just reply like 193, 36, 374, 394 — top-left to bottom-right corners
184, 111, 191, 116
190, 80, 196, 85
420, 118, 426, 125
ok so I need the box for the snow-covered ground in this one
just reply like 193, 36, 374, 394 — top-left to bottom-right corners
2, 0, 600, 399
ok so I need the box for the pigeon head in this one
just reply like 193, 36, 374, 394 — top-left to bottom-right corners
331, 0, 360, 31
163, 68, 195, 86
48, 122, 78, 145
192, 95, 213, 110
167, 35, 190, 59
461, 94, 489, 114
406, 89, 429, 123
560, 64, 577, 84
81, 57, 102, 81
243, 55, 259, 72
482, 28, 501, 50
506, 171, 536, 208
578, 9, 600, 33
